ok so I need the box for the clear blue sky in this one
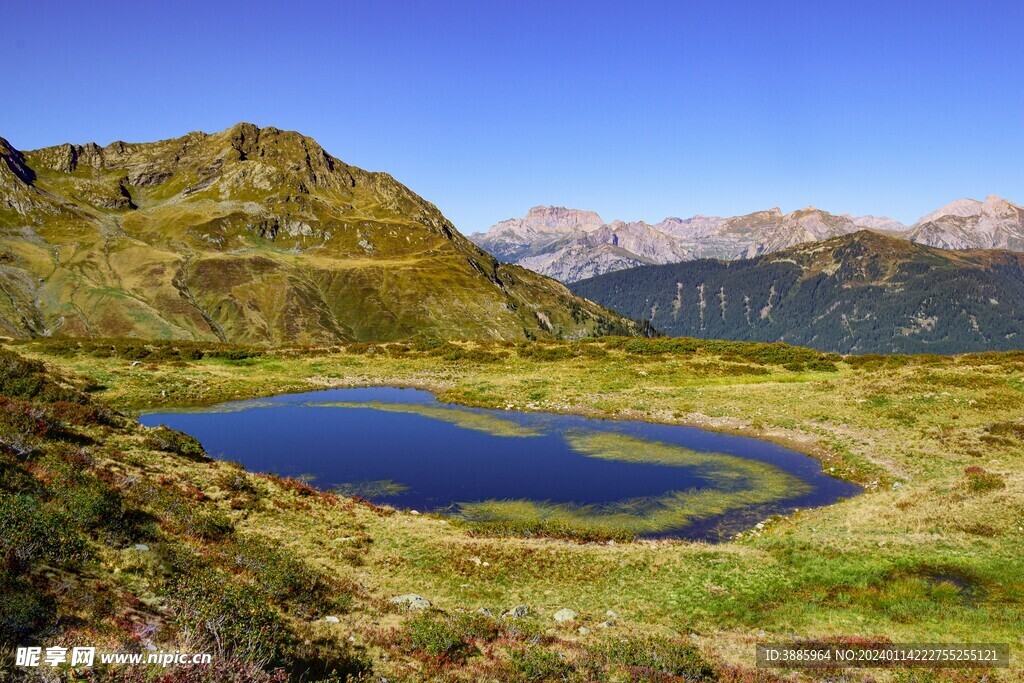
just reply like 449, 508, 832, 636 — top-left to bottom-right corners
4, 0, 1022, 231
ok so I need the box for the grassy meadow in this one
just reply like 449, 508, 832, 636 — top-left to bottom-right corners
2, 336, 1022, 681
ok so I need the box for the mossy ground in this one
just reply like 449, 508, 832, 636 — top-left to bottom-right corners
4, 336, 1022, 681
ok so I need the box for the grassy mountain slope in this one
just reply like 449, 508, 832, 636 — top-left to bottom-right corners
0, 124, 634, 343
570, 231, 1024, 354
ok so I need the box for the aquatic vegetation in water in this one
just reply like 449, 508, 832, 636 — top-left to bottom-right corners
458, 432, 810, 536
333, 479, 410, 498
313, 401, 543, 437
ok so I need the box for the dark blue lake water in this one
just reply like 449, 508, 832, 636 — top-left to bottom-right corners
139, 387, 859, 540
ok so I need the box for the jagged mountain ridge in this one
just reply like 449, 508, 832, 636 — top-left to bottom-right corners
473, 196, 1024, 284
907, 195, 1024, 251
471, 205, 897, 282
569, 231, 1024, 354
0, 124, 636, 343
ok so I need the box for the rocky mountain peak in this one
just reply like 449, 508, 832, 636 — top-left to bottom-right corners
520, 206, 605, 232
907, 195, 1023, 251
914, 198, 984, 225
840, 214, 908, 232
0, 124, 635, 342
980, 194, 1017, 217
0, 137, 35, 186
476, 196, 1024, 284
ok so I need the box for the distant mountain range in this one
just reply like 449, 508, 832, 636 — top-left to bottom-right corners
471, 196, 1024, 282
570, 231, 1024, 354
0, 124, 636, 343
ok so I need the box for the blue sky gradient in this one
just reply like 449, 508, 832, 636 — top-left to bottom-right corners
4, 0, 1022, 230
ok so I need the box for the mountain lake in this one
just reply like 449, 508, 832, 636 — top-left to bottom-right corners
139, 387, 860, 540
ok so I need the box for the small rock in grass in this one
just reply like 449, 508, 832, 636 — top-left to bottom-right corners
502, 605, 530, 620
133, 544, 150, 552
475, 608, 494, 618
324, 616, 340, 624
389, 594, 431, 611
553, 608, 578, 623
410, 510, 421, 515
605, 610, 618, 619
578, 626, 591, 635
597, 619, 615, 628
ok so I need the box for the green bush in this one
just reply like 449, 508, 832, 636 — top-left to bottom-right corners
600, 636, 715, 680
516, 345, 576, 361
168, 564, 291, 663
136, 484, 234, 540
143, 426, 209, 461
0, 571, 55, 645
0, 494, 89, 569
0, 350, 82, 403
228, 536, 346, 618
405, 611, 474, 662
506, 647, 574, 681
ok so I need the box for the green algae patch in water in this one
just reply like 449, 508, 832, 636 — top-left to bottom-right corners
458, 433, 810, 537
333, 479, 410, 498
312, 401, 543, 437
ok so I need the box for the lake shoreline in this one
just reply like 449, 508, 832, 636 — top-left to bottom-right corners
140, 386, 859, 542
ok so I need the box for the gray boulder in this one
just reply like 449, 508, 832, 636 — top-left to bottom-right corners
502, 605, 530, 620
389, 594, 431, 611
553, 608, 578, 623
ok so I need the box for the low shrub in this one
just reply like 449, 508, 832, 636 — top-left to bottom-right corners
0, 494, 89, 569
136, 484, 234, 540
986, 420, 1024, 440
168, 564, 291, 663
962, 466, 1006, 493
0, 349, 84, 403
0, 571, 55, 645
227, 536, 347, 618
143, 426, 209, 461
517, 344, 576, 361
0, 398, 57, 456
599, 636, 715, 680
46, 399, 118, 427
405, 611, 475, 663
506, 647, 575, 681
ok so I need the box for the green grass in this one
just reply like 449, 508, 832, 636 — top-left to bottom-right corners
3, 337, 1022, 681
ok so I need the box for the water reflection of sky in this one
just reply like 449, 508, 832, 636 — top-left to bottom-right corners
140, 387, 860, 539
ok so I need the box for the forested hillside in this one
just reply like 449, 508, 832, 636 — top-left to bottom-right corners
571, 231, 1024, 354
